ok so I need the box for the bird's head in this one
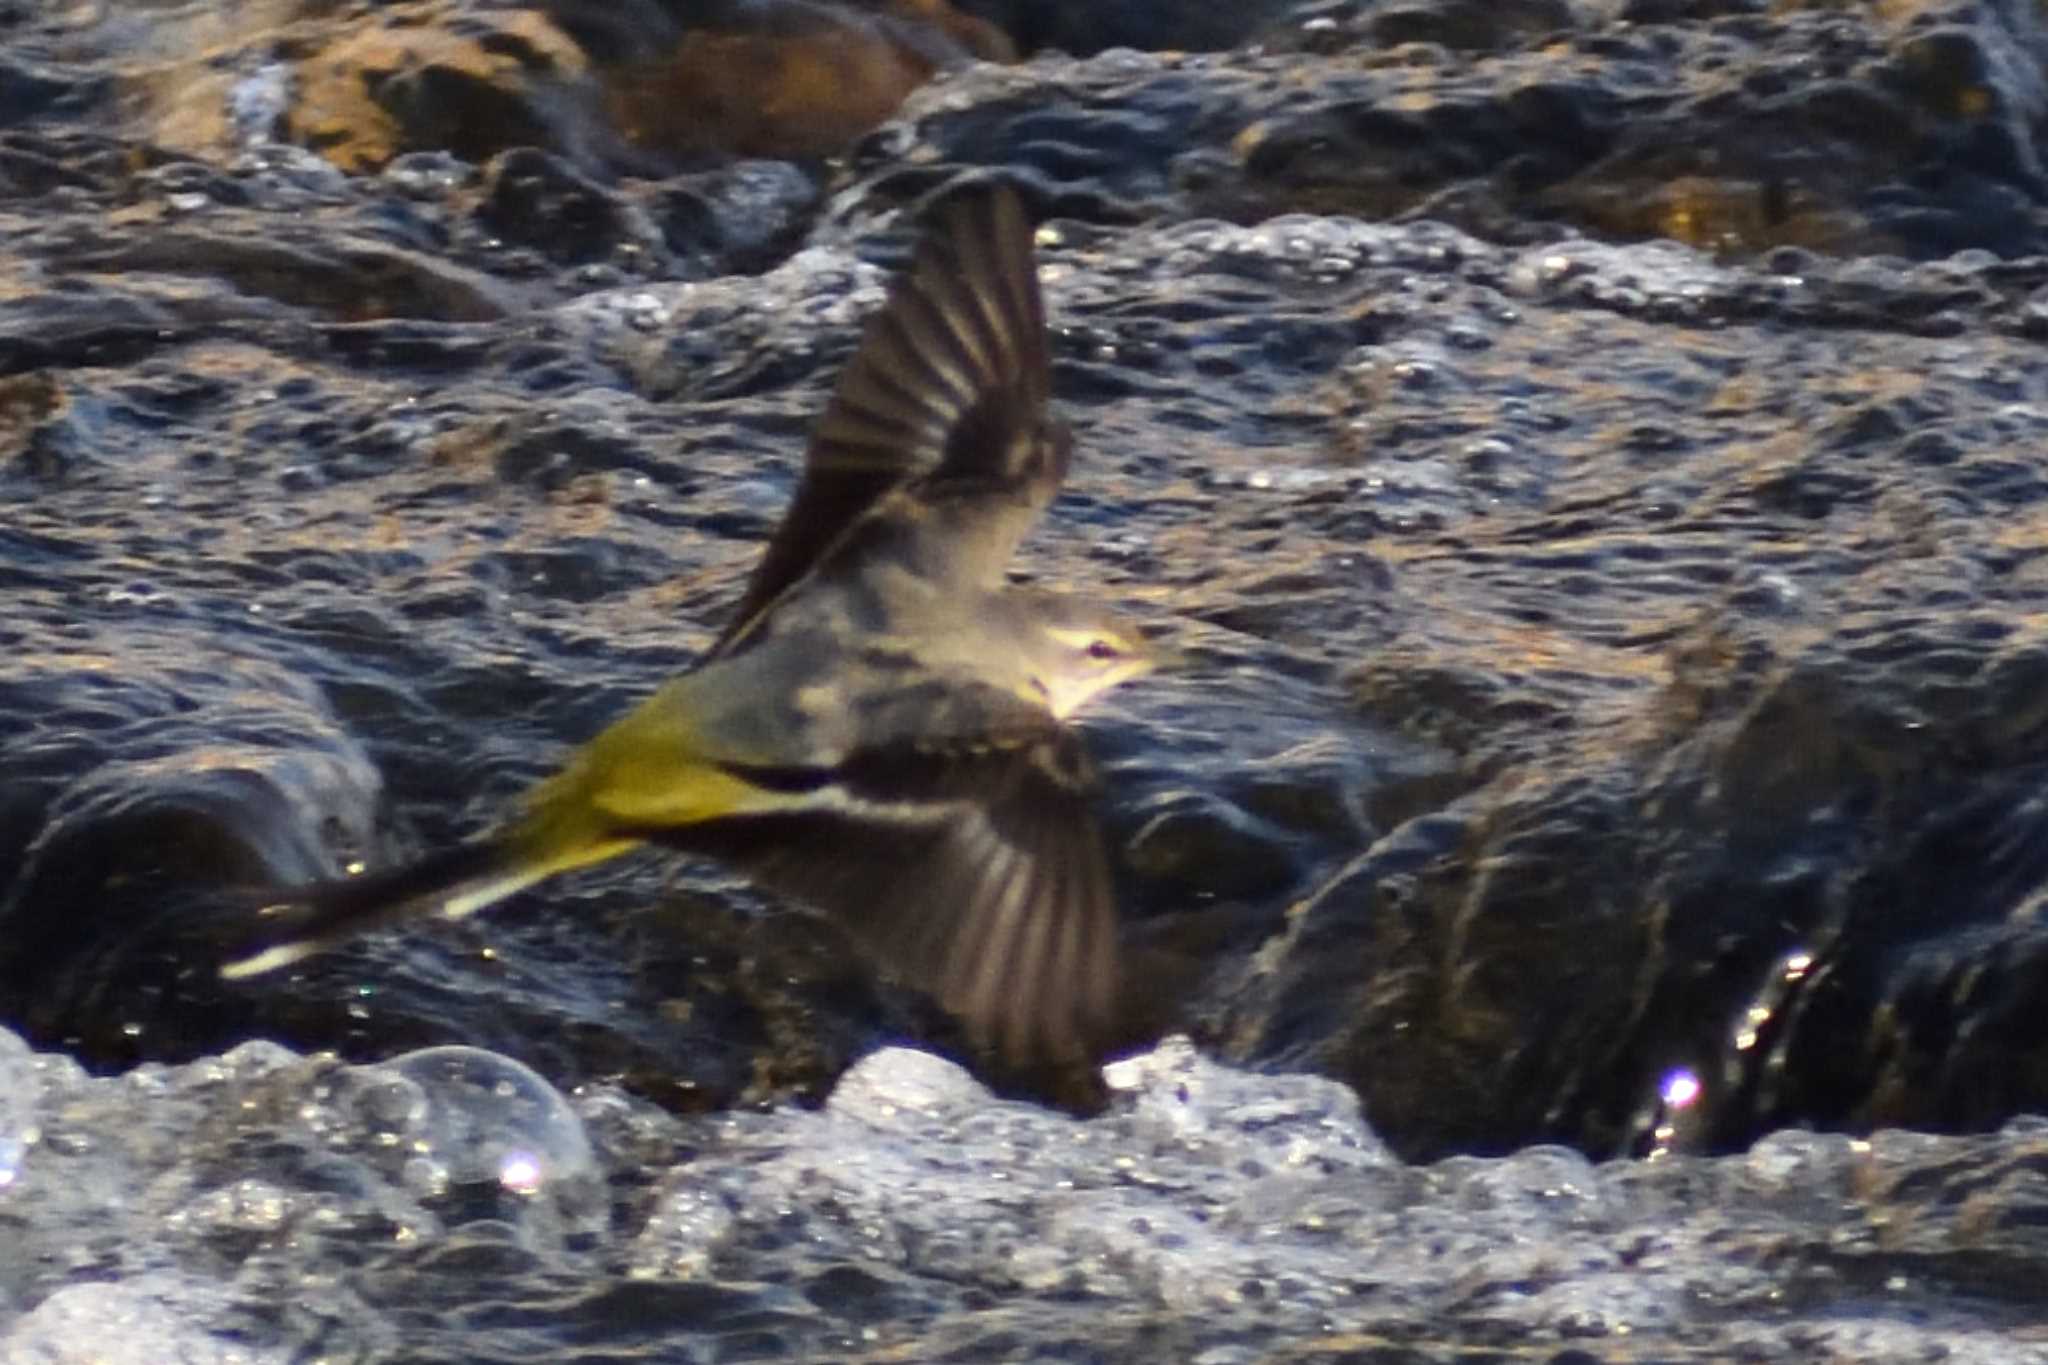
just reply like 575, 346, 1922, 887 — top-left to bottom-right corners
1008, 593, 1173, 720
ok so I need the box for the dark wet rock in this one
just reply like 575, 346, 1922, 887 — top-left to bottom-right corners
542, 0, 1016, 67
1123, 789, 1303, 902
954, 0, 1304, 54
45, 224, 527, 323
475, 147, 651, 266
844, 0, 2048, 258
0, 645, 373, 1066
1234, 493, 2048, 1156
0, 53, 107, 126
642, 159, 825, 277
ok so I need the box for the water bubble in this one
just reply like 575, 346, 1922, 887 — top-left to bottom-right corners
307, 1046, 608, 1244
380, 1047, 594, 1199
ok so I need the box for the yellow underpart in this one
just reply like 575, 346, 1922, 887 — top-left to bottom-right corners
505, 677, 813, 874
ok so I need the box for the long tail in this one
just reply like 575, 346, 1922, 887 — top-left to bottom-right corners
218, 838, 552, 979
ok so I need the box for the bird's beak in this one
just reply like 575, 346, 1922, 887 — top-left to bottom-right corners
1142, 636, 1190, 671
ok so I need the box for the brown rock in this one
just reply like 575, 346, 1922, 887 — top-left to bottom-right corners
288, 5, 590, 172
601, 2, 1004, 162
127, 0, 1007, 174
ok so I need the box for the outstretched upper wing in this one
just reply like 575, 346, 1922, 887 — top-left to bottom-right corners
710, 181, 1066, 658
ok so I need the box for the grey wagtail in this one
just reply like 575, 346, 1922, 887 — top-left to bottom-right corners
221, 183, 1165, 1063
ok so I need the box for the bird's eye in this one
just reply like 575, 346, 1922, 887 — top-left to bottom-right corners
1086, 640, 1121, 661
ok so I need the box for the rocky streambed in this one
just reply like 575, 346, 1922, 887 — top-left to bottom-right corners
5, 0, 2048, 1360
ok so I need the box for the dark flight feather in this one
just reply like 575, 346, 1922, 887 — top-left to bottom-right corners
658, 726, 1118, 1062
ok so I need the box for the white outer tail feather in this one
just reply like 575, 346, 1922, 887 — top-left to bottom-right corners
218, 859, 555, 980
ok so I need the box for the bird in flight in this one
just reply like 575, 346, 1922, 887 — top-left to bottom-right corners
223, 182, 1166, 1065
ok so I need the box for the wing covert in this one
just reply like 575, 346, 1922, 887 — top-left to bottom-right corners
664, 728, 1119, 1063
